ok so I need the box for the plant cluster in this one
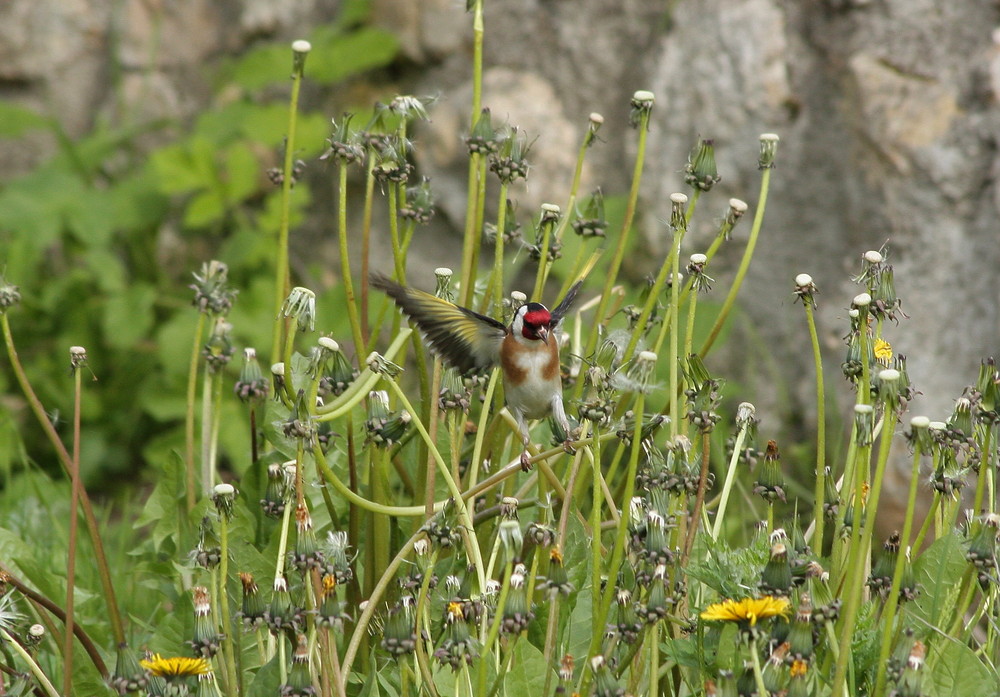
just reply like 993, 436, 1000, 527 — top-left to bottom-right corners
0, 2, 998, 697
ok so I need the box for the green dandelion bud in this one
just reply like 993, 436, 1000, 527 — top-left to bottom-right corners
466, 108, 498, 154
793, 273, 818, 307
501, 568, 534, 635
388, 94, 433, 122
591, 654, 625, 697
202, 317, 235, 373
489, 126, 531, 184
365, 351, 403, 378
687, 253, 714, 292
261, 463, 290, 518
907, 415, 933, 455
640, 564, 671, 623
235, 348, 269, 403
111, 642, 148, 695
190, 260, 236, 315
540, 547, 573, 597
190, 586, 222, 658
877, 368, 902, 409
629, 90, 655, 129
948, 395, 975, 440
854, 249, 885, 287
573, 188, 609, 238
281, 287, 316, 333
212, 483, 236, 521
760, 542, 793, 595
868, 532, 900, 597
787, 596, 815, 660
265, 575, 298, 635
758, 132, 780, 169
291, 39, 311, 76
282, 390, 316, 441
317, 574, 350, 628
364, 390, 410, 446
616, 350, 658, 394
382, 600, 417, 659
291, 503, 323, 572
892, 640, 927, 697
271, 362, 286, 398
194, 672, 217, 697
239, 573, 266, 628
966, 513, 999, 574
669, 192, 689, 231
716, 198, 748, 241
191, 516, 221, 569
686, 138, 722, 191
319, 113, 364, 164
0, 273, 21, 311
282, 634, 315, 697
977, 358, 1000, 417
321, 530, 354, 585
400, 176, 435, 224
498, 519, 524, 561
753, 440, 787, 503
433, 600, 477, 669
854, 404, 875, 447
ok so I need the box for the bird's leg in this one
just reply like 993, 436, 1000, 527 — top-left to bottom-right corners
551, 393, 576, 455
513, 411, 534, 472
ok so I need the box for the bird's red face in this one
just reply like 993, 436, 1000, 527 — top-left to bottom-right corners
519, 304, 552, 343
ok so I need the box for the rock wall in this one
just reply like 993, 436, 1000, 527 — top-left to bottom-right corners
3, 0, 999, 510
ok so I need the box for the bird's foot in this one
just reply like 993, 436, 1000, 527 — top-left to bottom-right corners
562, 439, 576, 455
519, 450, 533, 473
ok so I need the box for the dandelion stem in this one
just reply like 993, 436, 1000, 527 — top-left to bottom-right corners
833, 405, 899, 696
270, 46, 306, 365
185, 312, 206, 509
385, 379, 486, 592
577, 106, 650, 399
0, 315, 124, 645
63, 360, 83, 697
803, 298, 828, 550
699, 168, 771, 358
872, 444, 923, 697
711, 421, 749, 540
219, 509, 240, 696
336, 162, 366, 354
0, 628, 61, 697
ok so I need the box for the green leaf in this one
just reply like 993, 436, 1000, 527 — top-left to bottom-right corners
222, 141, 261, 203
101, 283, 158, 348
226, 26, 398, 91
912, 532, 967, 628
308, 27, 399, 86
183, 190, 226, 227
134, 453, 187, 551
928, 639, 997, 696
0, 102, 51, 137
505, 639, 550, 694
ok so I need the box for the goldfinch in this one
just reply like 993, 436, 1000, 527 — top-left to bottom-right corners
371, 274, 586, 470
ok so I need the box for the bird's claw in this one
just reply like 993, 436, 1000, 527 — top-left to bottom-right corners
562, 439, 576, 455
519, 451, 533, 473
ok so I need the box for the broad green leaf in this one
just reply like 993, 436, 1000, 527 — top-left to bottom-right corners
222, 141, 261, 203
101, 283, 158, 348
928, 639, 997, 696
183, 189, 226, 227
308, 27, 399, 86
0, 102, 51, 136
912, 532, 967, 628
505, 639, 550, 694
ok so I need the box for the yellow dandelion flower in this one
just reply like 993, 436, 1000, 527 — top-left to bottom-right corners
446, 601, 464, 619
140, 654, 211, 678
699, 596, 791, 626
874, 338, 893, 366
790, 659, 808, 678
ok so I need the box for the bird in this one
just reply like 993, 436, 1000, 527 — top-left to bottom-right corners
371, 272, 588, 471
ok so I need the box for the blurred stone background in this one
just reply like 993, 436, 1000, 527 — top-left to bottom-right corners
2, 0, 999, 516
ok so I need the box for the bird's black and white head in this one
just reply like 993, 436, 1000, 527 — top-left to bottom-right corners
512, 302, 552, 343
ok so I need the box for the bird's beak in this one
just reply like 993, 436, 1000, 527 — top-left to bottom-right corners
538, 326, 549, 344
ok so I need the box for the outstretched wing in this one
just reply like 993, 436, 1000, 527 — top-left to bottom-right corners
371, 274, 507, 374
